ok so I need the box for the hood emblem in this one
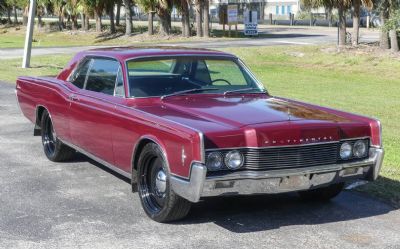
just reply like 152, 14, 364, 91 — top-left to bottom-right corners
287, 106, 292, 121
264, 136, 333, 145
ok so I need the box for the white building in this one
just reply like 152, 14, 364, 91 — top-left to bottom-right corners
210, 0, 302, 21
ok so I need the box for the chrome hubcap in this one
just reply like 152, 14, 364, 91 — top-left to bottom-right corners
155, 169, 167, 196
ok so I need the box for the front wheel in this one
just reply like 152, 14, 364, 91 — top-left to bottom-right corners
298, 182, 345, 201
137, 143, 191, 222
41, 110, 75, 162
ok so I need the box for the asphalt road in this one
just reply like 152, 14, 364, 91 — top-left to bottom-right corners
1, 80, 399, 249
0, 26, 380, 59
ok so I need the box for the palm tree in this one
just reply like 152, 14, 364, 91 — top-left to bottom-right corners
123, 0, 133, 35
65, 0, 80, 30
203, 0, 209, 37
105, 0, 116, 33
177, 0, 190, 37
157, 0, 173, 35
301, 0, 352, 47
137, 0, 156, 35
352, 0, 373, 45
194, 0, 202, 37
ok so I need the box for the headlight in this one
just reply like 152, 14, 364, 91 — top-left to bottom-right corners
206, 152, 223, 170
340, 142, 352, 160
224, 150, 244, 170
353, 140, 367, 158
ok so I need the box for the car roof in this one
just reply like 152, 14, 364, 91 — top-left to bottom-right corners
82, 46, 236, 61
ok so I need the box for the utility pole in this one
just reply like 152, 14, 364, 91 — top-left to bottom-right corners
22, 0, 36, 68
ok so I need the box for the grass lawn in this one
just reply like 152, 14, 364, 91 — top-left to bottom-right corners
0, 45, 399, 206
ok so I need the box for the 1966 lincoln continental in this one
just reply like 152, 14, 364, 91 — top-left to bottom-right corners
16, 47, 384, 222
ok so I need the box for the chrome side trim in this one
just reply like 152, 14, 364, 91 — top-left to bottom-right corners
170, 163, 207, 203
60, 139, 131, 179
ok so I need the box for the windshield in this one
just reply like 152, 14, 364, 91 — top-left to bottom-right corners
126, 56, 264, 98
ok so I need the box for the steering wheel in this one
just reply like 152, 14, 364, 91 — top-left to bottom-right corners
211, 78, 232, 85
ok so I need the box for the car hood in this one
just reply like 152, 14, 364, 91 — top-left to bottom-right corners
132, 95, 352, 130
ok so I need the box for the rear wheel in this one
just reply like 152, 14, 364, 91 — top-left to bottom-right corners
41, 110, 75, 162
137, 143, 191, 222
298, 182, 345, 201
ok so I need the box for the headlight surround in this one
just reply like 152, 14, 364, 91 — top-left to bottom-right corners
353, 140, 367, 158
206, 152, 223, 170
224, 150, 244, 170
340, 142, 352, 160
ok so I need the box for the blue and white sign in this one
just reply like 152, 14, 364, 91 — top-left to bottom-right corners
244, 10, 258, 36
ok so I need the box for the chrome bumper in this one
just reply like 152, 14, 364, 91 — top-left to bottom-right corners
171, 147, 384, 203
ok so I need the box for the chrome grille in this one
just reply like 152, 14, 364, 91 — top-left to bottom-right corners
207, 142, 339, 171
241, 143, 338, 170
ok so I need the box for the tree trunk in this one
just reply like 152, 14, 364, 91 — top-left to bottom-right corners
116, 1, 121, 26
58, 14, 63, 31
85, 15, 90, 31
326, 7, 332, 27
158, 9, 171, 35
81, 13, 85, 30
148, 11, 154, 35
123, 0, 132, 35
7, 7, 12, 24
23, 5, 29, 26
195, 0, 203, 37
181, 0, 190, 37
71, 15, 79, 30
352, 0, 360, 46
202, 0, 209, 37
13, 5, 18, 24
95, 11, 102, 32
109, 6, 116, 33
338, 6, 346, 47
37, 14, 43, 29
389, 30, 399, 52
379, 10, 389, 49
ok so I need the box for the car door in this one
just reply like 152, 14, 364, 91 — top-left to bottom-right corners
67, 57, 124, 165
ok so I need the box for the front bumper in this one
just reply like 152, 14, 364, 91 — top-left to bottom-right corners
171, 147, 384, 203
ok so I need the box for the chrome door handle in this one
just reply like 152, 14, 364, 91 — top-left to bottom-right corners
69, 94, 79, 101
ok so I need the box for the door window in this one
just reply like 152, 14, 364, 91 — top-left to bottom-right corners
114, 67, 125, 97
69, 58, 92, 89
85, 58, 120, 95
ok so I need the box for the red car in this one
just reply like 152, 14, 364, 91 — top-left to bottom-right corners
16, 47, 384, 222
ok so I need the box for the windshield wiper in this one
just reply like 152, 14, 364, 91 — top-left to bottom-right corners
223, 87, 266, 95
161, 88, 219, 100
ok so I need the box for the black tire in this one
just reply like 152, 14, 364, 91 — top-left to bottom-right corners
41, 110, 75, 162
298, 182, 345, 201
137, 143, 191, 222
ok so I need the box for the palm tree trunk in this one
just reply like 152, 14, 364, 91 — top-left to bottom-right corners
202, 0, 209, 37
389, 30, 399, 52
13, 5, 18, 24
123, 0, 132, 35
158, 9, 171, 35
23, 5, 29, 26
181, 0, 190, 37
7, 7, 12, 24
148, 11, 154, 35
338, 6, 346, 47
379, 10, 389, 49
71, 15, 78, 30
352, 0, 360, 46
95, 11, 102, 32
195, 0, 203, 37
116, 1, 121, 26
81, 13, 85, 30
85, 14, 90, 31
109, 6, 116, 33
